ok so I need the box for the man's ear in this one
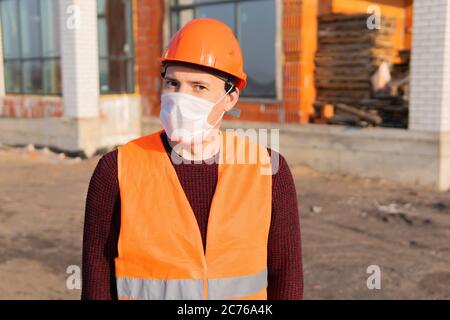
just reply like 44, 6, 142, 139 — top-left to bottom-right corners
224, 88, 239, 112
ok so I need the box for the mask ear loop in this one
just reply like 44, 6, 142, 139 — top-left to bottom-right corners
209, 84, 235, 128
224, 81, 240, 118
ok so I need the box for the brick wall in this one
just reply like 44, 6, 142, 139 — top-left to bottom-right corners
0, 96, 63, 118
135, 0, 164, 117
231, 100, 281, 122
409, 0, 450, 132
283, 0, 303, 123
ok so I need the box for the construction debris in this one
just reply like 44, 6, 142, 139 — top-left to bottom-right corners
0, 144, 82, 164
310, 205, 323, 214
313, 13, 409, 128
371, 61, 391, 92
334, 103, 382, 126
372, 201, 432, 226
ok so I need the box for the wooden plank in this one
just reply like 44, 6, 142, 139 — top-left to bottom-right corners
334, 103, 382, 125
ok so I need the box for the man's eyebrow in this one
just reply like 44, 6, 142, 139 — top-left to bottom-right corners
164, 77, 210, 87
164, 76, 179, 83
188, 80, 210, 87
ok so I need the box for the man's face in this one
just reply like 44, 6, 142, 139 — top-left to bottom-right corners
162, 64, 239, 126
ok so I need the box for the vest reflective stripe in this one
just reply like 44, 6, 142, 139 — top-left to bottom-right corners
117, 278, 204, 300
208, 268, 268, 300
117, 268, 268, 300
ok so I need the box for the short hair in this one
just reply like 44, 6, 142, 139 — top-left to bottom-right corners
161, 61, 237, 93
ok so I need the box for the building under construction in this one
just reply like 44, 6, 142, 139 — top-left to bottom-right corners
0, 0, 449, 190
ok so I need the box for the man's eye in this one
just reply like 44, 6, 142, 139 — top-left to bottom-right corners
195, 85, 207, 91
165, 80, 177, 87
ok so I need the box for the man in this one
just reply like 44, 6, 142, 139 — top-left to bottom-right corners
82, 18, 303, 300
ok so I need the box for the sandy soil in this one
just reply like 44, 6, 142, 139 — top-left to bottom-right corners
0, 144, 449, 300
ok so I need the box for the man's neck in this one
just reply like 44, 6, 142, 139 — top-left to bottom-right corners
167, 130, 222, 162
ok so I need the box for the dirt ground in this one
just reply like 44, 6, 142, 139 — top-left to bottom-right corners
0, 144, 449, 300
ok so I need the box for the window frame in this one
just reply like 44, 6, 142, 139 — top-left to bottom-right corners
0, 0, 61, 96
168, 0, 282, 101
97, 0, 136, 95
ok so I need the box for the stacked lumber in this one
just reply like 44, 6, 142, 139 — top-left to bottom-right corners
314, 13, 409, 128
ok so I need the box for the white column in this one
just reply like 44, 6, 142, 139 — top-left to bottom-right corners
0, 16, 5, 98
409, 0, 450, 132
59, 0, 99, 118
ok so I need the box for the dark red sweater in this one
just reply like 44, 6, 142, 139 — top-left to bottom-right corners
81, 132, 303, 300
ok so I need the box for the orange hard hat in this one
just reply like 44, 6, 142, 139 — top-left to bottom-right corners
160, 18, 247, 90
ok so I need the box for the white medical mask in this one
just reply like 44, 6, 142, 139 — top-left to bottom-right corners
160, 86, 233, 145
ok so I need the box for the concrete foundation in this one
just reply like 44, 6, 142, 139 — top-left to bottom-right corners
0, 96, 141, 157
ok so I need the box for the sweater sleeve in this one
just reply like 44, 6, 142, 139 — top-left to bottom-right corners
266, 149, 304, 300
81, 150, 120, 300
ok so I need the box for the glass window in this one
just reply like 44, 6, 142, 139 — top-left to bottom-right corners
42, 59, 61, 94
41, 0, 60, 58
196, 4, 235, 32
97, 0, 106, 15
0, 0, 61, 94
22, 60, 43, 93
177, 9, 194, 29
97, 0, 135, 94
170, 0, 276, 98
19, 0, 41, 59
1, 0, 20, 59
239, 1, 276, 98
4, 61, 21, 93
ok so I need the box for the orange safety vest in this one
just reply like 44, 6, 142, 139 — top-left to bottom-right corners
115, 129, 272, 300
